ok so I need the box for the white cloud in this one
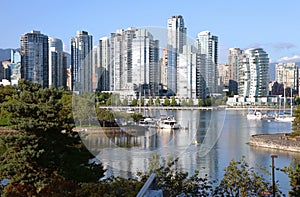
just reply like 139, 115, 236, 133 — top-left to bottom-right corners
277, 55, 300, 63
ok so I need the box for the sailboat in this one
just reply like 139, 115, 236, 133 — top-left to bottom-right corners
275, 87, 295, 122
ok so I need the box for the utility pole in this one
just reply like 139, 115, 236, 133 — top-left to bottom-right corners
271, 155, 278, 197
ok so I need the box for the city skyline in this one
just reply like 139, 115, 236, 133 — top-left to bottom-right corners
1, 0, 300, 63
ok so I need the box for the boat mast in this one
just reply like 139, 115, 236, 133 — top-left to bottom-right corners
291, 88, 293, 116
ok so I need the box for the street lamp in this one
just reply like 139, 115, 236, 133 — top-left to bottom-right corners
271, 154, 278, 197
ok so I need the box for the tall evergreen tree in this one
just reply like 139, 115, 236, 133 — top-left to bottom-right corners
0, 80, 105, 194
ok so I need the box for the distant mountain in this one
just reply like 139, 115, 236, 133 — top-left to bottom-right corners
0, 48, 12, 61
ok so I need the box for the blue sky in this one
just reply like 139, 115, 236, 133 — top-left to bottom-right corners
1, 0, 300, 63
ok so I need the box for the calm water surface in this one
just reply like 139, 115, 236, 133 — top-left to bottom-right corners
83, 109, 299, 195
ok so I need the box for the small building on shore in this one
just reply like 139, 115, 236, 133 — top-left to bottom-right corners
226, 95, 280, 106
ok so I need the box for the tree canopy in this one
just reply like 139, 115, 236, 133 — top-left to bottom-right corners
0, 80, 105, 195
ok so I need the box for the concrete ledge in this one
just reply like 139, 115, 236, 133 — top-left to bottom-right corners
249, 133, 300, 152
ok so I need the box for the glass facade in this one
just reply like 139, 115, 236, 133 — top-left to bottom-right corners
20, 30, 49, 88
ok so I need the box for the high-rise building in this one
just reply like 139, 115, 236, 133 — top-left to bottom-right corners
99, 37, 110, 91
161, 47, 168, 92
49, 37, 67, 88
92, 45, 100, 90
20, 30, 49, 87
110, 28, 136, 92
195, 31, 218, 95
0, 60, 11, 83
177, 45, 198, 99
228, 48, 242, 95
238, 48, 269, 97
217, 63, 230, 92
167, 15, 187, 95
109, 28, 159, 98
10, 49, 21, 86
275, 62, 298, 93
71, 30, 93, 92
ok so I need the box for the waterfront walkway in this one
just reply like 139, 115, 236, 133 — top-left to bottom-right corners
98, 105, 282, 111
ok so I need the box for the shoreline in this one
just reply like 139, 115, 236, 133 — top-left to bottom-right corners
249, 133, 300, 152
98, 106, 282, 111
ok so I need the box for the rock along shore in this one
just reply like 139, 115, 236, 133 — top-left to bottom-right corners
249, 133, 300, 152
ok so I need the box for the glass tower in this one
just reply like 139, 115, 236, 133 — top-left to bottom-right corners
195, 31, 218, 95
71, 30, 93, 92
167, 15, 187, 95
20, 30, 49, 88
49, 37, 67, 88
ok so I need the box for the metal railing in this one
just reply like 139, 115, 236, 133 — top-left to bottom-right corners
136, 173, 163, 197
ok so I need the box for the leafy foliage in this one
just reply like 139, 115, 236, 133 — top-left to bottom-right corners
214, 157, 274, 196
131, 98, 137, 106
0, 80, 105, 195
282, 159, 300, 196
170, 96, 178, 106
163, 97, 170, 106
198, 99, 205, 107
4, 81, 68, 133
188, 98, 194, 106
154, 97, 160, 106
131, 113, 144, 122
292, 104, 300, 136
137, 155, 214, 196
147, 98, 153, 106
73, 93, 96, 127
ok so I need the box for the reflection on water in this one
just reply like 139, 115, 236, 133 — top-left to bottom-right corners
81, 109, 299, 195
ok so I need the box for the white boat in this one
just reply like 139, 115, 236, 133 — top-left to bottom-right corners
158, 116, 180, 130
126, 108, 135, 114
247, 110, 262, 120
275, 114, 295, 122
139, 118, 156, 127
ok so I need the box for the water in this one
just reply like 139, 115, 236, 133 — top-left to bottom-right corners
82, 109, 299, 195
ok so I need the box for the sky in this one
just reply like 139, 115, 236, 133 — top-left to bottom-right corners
1, 0, 300, 63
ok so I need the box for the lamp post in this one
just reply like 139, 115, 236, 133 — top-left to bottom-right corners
271, 154, 278, 197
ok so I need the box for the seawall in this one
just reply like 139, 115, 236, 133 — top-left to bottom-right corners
249, 133, 300, 152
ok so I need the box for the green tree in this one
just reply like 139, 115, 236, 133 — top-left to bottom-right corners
0, 85, 17, 103
138, 98, 145, 106
106, 97, 112, 106
122, 97, 128, 106
155, 98, 161, 106
1, 81, 105, 194
147, 98, 154, 106
111, 94, 121, 106
214, 98, 223, 106
137, 155, 214, 196
131, 98, 137, 106
188, 98, 194, 106
59, 92, 75, 132
282, 159, 300, 196
198, 99, 205, 107
292, 104, 300, 136
131, 113, 144, 122
164, 97, 170, 106
206, 97, 212, 106
181, 99, 187, 106
95, 108, 115, 127
170, 97, 177, 106
96, 92, 111, 106
214, 157, 273, 196
73, 94, 95, 127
